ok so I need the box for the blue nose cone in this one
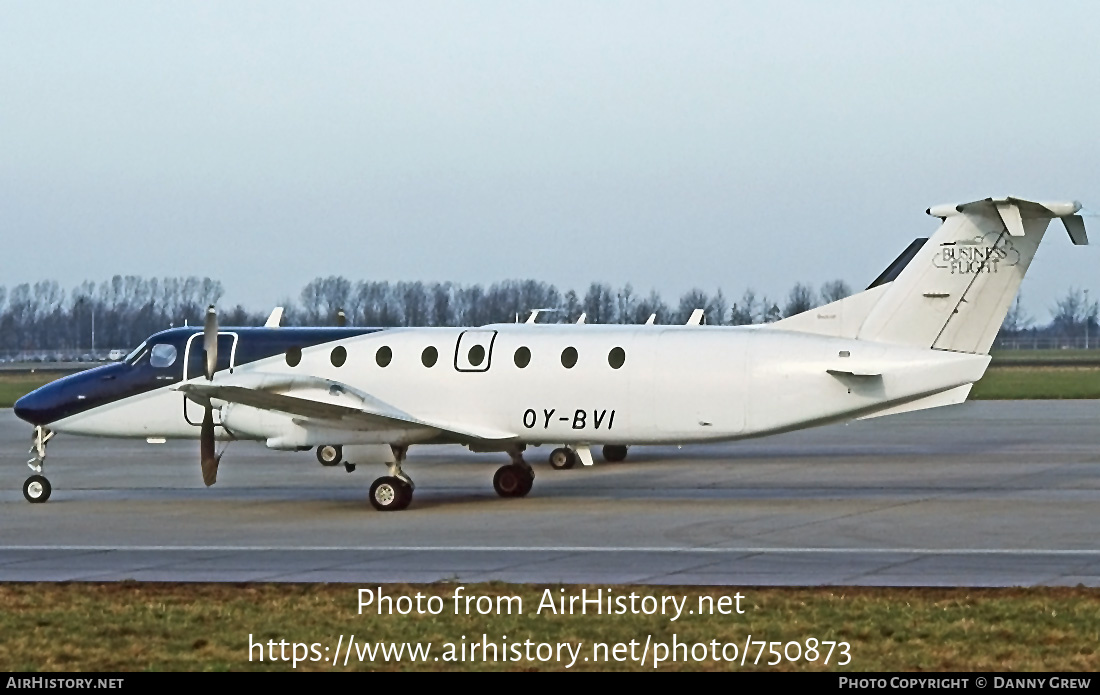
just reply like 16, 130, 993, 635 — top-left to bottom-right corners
14, 386, 57, 426
12, 362, 130, 426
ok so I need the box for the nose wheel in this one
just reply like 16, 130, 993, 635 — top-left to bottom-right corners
23, 475, 51, 503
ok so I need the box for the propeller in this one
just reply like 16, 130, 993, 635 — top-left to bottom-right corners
200, 305, 221, 486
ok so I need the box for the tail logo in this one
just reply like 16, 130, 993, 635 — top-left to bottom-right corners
932, 232, 1020, 275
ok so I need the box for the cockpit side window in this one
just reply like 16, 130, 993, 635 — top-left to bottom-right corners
124, 342, 148, 365
150, 344, 178, 369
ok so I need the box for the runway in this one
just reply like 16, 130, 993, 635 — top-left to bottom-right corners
2, 401, 1099, 586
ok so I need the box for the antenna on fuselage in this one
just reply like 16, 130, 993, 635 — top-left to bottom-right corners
264, 307, 284, 328
525, 308, 559, 324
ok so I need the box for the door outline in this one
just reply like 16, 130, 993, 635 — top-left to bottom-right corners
182, 331, 239, 425
454, 330, 497, 372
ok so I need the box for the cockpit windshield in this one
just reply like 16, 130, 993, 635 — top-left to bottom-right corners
124, 342, 148, 365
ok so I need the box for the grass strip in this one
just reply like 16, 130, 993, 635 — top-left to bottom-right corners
989, 349, 1100, 365
970, 366, 1100, 399
0, 373, 67, 408
0, 583, 1097, 671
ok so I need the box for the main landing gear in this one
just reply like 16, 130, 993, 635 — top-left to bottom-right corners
23, 426, 54, 503
547, 444, 629, 470
549, 447, 576, 469
316, 444, 343, 467
369, 445, 414, 511
602, 445, 628, 463
365, 444, 539, 511
494, 446, 535, 498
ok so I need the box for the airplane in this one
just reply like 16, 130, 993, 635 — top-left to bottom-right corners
13, 196, 1090, 511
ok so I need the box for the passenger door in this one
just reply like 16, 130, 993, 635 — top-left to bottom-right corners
182, 332, 238, 425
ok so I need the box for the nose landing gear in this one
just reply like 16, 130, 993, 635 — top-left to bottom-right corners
23, 426, 54, 504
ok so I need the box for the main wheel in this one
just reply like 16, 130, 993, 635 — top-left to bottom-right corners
316, 444, 343, 466
23, 475, 51, 504
548, 447, 576, 470
493, 465, 534, 498
369, 476, 412, 511
602, 444, 628, 462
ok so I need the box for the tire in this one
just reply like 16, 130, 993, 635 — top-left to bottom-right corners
316, 444, 343, 466
23, 475, 51, 504
602, 445, 628, 463
494, 465, 533, 497
369, 476, 412, 511
548, 447, 576, 470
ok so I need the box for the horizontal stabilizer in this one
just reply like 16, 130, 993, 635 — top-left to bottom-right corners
1063, 215, 1089, 245
857, 384, 972, 420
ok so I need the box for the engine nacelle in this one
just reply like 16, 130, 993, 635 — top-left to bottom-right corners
220, 404, 302, 449
219, 403, 439, 450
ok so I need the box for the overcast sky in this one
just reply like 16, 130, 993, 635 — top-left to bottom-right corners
2, 1, 1098, 320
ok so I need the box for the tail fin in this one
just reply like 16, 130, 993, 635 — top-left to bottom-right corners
774, 197, 1088, 354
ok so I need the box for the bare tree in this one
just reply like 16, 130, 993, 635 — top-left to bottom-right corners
1051, 287, 1097, 336
729, 289, 759, 325
819, 279, 851, 304
761, 298, 782, 323
782, 283, 816, 318
1001, 294, 1033, 334
629, 289, 667, 325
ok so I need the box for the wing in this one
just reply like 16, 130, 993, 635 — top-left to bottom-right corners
176, 373, 516, 443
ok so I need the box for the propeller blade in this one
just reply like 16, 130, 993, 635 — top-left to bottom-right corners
335, 309, 346, 327
203, 305, 218, 380
200, 404, 220, 486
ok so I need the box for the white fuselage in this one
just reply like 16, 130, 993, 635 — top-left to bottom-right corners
49, 324, 990, 448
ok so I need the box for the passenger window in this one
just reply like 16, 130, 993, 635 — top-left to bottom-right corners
608, 347, 626, 369
468, 344, 486, 367
421, 346, 438, 368
331, 346, 347, 367
514, 346, 531, 368
561, 347, 578, 369
376, 346, 392, 367
286, 347, 302, 367
150, 344, 178, 369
